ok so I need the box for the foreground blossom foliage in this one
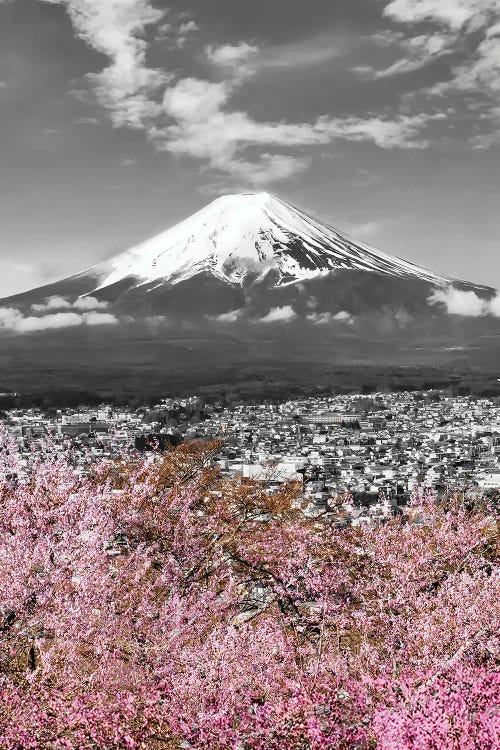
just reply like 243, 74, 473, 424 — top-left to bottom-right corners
0, 437, 498, 749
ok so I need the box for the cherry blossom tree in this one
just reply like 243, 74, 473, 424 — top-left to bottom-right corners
0, 435, 498, 748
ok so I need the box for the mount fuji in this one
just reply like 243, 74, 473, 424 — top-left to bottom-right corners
5, 192, 459, 304
1, 192, 499, 393
69, 191, 451, 291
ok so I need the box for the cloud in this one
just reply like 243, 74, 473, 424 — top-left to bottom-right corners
154, 15, 199, 47
356, 31, 453, 78
156, 73, 437, 182
434, 29, 500, 96
82, 311, 118, 325
31, 296, 72, 312
335, 311, 353, 322
307, 311, 354, 325
316, 113, 441, 149
163, 34, 435, 181
381, 0, 500, 146
206, 33, 346, 80
256, 305, 297, 323
489, 295, 500, 315
73, 296, 109, 311
209, 309, 244, 323
382, 0, 494, 31
176, 20, 199, 48
0, 308, 80, 333
41, 0, 169, 128
160, 102, 325, 151
205, 42, 258, 81
430, 286, 500, 316
31, 296, 109, 313
157, 76, 328, 182
163, 78, 230, 122
226, 154, 311, 185
0, 308, 118, 333
39, 1, 458, 183
260, 33, 347, 70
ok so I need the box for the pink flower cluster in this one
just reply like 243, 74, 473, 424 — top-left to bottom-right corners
0, 439, 498, 748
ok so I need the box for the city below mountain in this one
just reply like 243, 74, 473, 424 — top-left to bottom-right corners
1, 192, 499, 396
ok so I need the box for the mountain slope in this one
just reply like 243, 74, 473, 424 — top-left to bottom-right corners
1, 192, 499, 393
1, 190, 496, 321
78, 192, 453, 293
3, 192, 463, 315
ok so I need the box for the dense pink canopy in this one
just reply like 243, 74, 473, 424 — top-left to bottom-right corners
0, 438, 498, 748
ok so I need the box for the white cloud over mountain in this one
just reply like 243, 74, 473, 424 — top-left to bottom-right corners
0, 307, 118, 333
205, 34, 345, 79
257, 306, 297, 323
383, 0, 498, 30
39, 0, 449, 185
38, 0, 500, 184
210, 310, 243, 323
307, 311, 354, 325
31, 296, 109, 313
379, 0, 500, 144
0, 295, 116, 333
42, 0, 168, 128
355, 31, 453, 78
430, 287, 500, 316
205, 42, 259, 81
157, 72, 436, 182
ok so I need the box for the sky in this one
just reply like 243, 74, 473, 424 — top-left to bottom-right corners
0, 0, 499, 296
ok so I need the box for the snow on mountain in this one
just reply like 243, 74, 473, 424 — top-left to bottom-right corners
2, 191, 499, 383
86, 192, 450, 294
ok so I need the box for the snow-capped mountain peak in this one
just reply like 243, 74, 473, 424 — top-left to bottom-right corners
89, 192, 450, 293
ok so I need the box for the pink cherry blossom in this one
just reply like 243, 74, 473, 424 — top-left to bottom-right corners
0, 434, 498, 748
